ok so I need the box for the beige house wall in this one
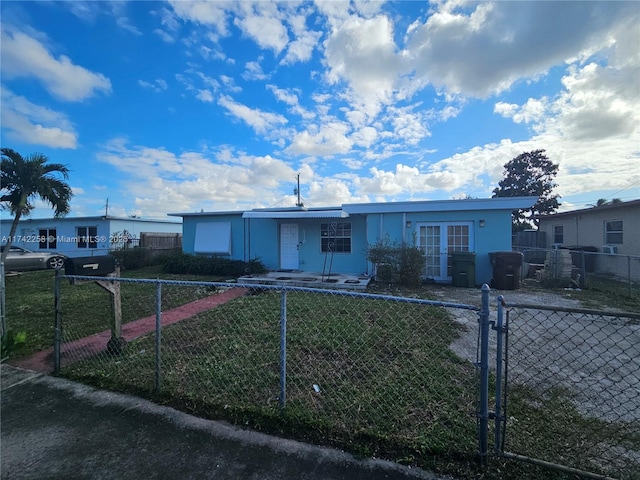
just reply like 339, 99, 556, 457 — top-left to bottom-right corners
538, 201, 640, 256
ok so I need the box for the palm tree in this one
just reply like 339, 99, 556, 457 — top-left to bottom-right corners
1, 148, 73, 263
588, 198, 623, 207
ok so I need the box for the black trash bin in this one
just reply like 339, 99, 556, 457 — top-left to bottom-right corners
489, 251, 524, 290
451, 251, 476, 287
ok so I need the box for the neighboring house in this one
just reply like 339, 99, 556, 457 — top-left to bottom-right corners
537, 199, 640, 256
170, 196, 537, 286
0, 215, 182, 258
536, 199, 640, 281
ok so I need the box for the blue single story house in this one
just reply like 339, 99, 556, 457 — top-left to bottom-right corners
0, 215, 182, 258
170, 196, 537, 286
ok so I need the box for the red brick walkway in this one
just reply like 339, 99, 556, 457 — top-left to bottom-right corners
10, 287, 247, 374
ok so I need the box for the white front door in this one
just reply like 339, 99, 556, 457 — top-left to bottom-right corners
418, 222, 473, 282
280, 223, 299, 270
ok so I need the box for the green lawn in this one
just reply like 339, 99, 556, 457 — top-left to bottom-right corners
62, 289, 482, 476
3, 266, 227, 359
4, 268, 636, 479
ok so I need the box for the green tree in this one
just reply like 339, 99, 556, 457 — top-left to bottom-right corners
492, 149, 560, 231
1, 148, 73, 262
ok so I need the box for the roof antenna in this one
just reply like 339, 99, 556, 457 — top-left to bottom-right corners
105, 198, 109, 217
294, 173, 304, 207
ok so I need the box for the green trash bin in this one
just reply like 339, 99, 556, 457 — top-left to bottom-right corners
451, 251, 476, 287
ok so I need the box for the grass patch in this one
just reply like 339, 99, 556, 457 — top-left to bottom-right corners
574, 275, 640, 312
7, 272, 636, 479
62, 290, 482, 477
3, 267, 230, 359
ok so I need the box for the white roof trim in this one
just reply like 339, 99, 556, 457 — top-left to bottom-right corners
243, 210, 349, 219
343, 196, 538, 214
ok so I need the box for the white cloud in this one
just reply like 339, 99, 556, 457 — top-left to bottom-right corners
356, 163, 464, 197
1, 25, 111, 102
0, 87, 78, 149
116, 16, 142, 36
281, 13, 321, 65
154, 28, 175, 43
196, 89, 214, 103
495, 98, 548, 126
307, 177, 366, 207
138, 79, 169, 93
234, 13, 289, 54
168, 0, 231, 37
351, 126, 378, 148
95, 140, 300, 215
323, 15, 408, 117
220, 75, 242, 92
218, 95, 288, 134
287, 122, 353, 156
242, 61, 269, 81
405, 1, 638, 98
267, 84, 299, 106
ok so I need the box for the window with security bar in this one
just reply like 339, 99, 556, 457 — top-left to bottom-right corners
321, 222, 351, 253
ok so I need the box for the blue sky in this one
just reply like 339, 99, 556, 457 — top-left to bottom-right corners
1, 0, 639, 219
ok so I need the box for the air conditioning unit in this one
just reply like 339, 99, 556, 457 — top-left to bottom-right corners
602, 245, 618, 255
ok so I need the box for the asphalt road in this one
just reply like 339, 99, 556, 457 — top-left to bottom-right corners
1, 364, 451, 480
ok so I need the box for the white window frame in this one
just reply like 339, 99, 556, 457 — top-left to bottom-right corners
604, 220, 623, 245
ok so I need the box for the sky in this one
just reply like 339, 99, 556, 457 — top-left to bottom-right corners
1, 0, 639, 220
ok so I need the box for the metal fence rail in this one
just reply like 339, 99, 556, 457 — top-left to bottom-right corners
518, 248, 640, 297
494, 300, 640, 479
52, 271, 639, 477
54, 274, 483, 466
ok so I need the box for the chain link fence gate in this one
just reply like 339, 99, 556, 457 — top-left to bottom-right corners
493, 299, 640, 479
53, 273, 489, 473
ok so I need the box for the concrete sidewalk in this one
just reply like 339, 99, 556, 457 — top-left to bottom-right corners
1, 364, 452, 480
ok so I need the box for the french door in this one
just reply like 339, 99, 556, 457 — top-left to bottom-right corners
417, 222, 473, 282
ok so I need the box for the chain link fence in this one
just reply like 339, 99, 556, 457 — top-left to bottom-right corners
518, 248, 640, 298
494, 301, 640, 479
55, 274, 483, 470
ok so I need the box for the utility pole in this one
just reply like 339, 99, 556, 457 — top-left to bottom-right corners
295, 174, 303, 207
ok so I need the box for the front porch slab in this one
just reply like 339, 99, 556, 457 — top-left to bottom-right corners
237, 270, 371, 291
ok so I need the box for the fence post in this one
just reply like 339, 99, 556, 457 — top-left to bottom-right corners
494, 295, 505, 454
279, 290, 287, 409
628, 256, 632, 298
54, 268, 62, 374
478, 283, 491, 464
0, 262, 5, 344
155, 282, 162, 391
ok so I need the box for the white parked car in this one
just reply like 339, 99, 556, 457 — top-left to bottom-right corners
1, 246, 66, 271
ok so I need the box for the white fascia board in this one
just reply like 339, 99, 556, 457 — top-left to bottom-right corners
242, 210, 349, 219
168, 211, 243, 218
342, 196, 538, 214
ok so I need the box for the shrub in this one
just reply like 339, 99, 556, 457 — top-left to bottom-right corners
111, 247, 156, 270
367, 235, 425, 287
160, 253, 266, 277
